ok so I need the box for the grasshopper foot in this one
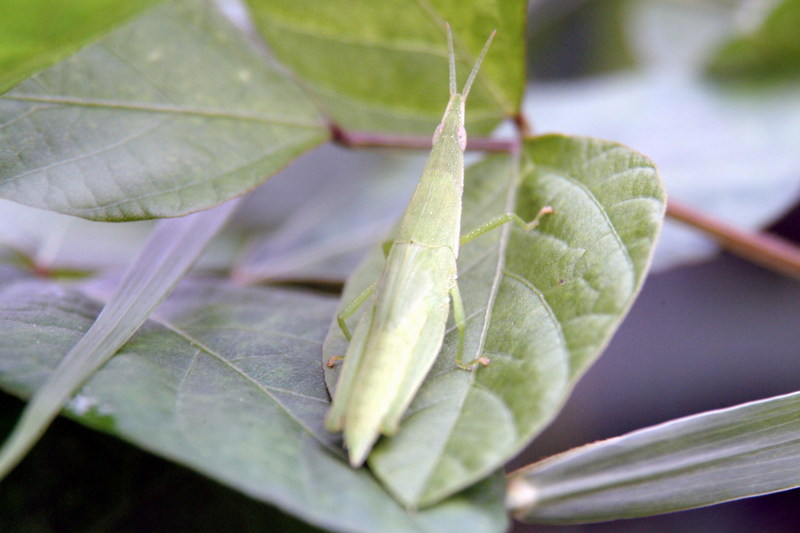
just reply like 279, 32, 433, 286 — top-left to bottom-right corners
456, 356, 491, 370
326, 356, 345, 368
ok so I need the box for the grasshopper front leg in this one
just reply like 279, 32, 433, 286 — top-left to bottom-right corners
336, 281, 378, 342
334, 242, 392, 347
328, 281, 378, 368
460, 206, 553, 246
453, 206, 553, 371
451, 282, 490, 369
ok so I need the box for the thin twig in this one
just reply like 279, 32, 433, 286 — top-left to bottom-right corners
332, 125, 517, 153
667, 200, 800, 280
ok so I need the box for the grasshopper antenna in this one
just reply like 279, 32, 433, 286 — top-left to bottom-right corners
462, 29, 496, 99
445, 23, 457, 97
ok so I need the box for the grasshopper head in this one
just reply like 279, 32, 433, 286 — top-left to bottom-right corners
435, 24, 495, 151
432, 94, 467, 151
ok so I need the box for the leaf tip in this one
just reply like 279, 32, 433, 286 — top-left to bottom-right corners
505, 475, 540, 515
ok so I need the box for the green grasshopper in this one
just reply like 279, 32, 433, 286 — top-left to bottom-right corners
325, 26, 551, 467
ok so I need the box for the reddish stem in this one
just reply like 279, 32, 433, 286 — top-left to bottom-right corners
513, 112, 533, 137
667, 200, 800, 280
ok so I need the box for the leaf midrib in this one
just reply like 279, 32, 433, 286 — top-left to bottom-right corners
0, 93, 325, 128
143, 311, 335, 450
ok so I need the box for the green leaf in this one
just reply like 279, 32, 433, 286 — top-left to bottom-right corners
0, 0, 328, 221
707, 0, 800, 81
0, 264, 508, 533
0, 200, 238, 479
507, 391, 800, 524
0, 0, 162, 94
323, 135, 666, 507
246, 0, 526, 135
528, 0, 636, 78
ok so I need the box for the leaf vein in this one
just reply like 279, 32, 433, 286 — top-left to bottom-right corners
539, 164, 636, 275
0, 94, 324, 129
153, 320, 330, 433
67, 130, 323, 217
500, 268, 570, 363
1, 117, 169, 186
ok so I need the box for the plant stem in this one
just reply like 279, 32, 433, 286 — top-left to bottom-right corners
514, 112, 534, 137
667, 200, 800, 280
332, 126, 516, 152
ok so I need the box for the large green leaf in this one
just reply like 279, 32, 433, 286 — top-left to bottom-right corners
0, 0, 328, 221
507, 391, 800, 524
0, 264, 507, 533
323, 135, 666, 507
246, 0, 526, 135
0, 0, 161, 94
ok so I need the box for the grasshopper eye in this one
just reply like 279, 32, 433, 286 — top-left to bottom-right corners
433, 123, 444, 144
458, 126, 467, 151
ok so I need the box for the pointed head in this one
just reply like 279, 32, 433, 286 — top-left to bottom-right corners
432, 25, 495, 151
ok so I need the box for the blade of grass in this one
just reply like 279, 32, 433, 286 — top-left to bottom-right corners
507, 390, 800, 524
0, 199, 239, 479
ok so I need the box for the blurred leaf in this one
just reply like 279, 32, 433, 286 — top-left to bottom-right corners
233, 145, 421, 285
0, 198, 155, 272
323, 136, 666, 507
708, 0, 800, 80
0, 0, 161, 94
527, 0, 636, 79
625, 0, 737, 73
0, 198, 241, 273
0, 200, 238, 479
507, 391, 800, 524
0, 0, 328, 221
246, 0, 526, 135
0, 264, 508, 533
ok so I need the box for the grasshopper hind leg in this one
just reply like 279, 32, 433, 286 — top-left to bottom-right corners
336, 281, 378, 341
451, 283, 490, 369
